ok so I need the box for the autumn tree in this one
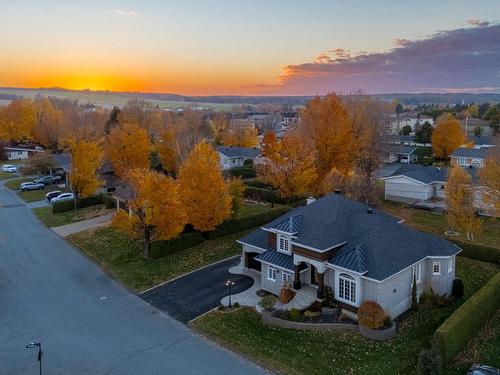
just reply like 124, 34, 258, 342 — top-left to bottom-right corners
178, 140, 232, 231
20, 153, 57, 176
106, 122, 151, 178
68, 139, 103, 205
445, 166, 481, 241
118, 99, 163, 137
209, 112, 229, 145
112, 169, 186, 258
262, 130, 279, 158
156, 128, 177, 173
431, 113, 466, 159
258, 131, 316, 199
33, 98, 65, 149
228, 177, 245, 215
0, 99, 36, 142
299, 93, 354, 194
478, 146, 500, 217
415, 122, 433, 144
221, 124, 259, 148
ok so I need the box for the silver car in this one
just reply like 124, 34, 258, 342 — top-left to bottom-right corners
20, 182, 45, 191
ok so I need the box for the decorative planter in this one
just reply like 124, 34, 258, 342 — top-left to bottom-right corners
359, 323, 396, 341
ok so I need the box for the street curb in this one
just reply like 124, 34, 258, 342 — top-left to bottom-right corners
139, 254, 241, 295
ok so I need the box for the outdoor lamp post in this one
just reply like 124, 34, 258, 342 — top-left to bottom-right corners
225, 280, 235, 308
26, 342, 42, 375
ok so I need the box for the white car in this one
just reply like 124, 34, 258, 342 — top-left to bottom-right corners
50, 192, 75, 204
20, 182, 45, 191
2, 164, 17, 173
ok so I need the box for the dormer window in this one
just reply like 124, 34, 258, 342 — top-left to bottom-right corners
277, 234, 290, 254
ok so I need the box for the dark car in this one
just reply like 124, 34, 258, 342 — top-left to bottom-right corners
468, 365, 500, 375
46, 190, 62, 201
34, 175, 62, 185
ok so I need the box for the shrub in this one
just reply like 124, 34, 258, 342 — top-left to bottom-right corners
150, 232, 205, 259
206, 206, 290, 239
433, 272, 500, 363
383, 315, 393, 328
323, 286, 335, 308
358, 301, 386, 329
233, 302, 240, 308
304, 310, 319, 319
452, 278, 464, 299
244, 179, 270, 188
272, 309, 290, 320
52, 200, 75, 213
411, 274, 419, 311
279, 282, 294, 304
417, 348, 443, 375
229, 167, 256, 179
289, 308, 300, 321
259, 295, 277, 311
453, 240, 500, 264
244, 186, 304, 205
243, 159, 253, 166
52, 193, 115, 214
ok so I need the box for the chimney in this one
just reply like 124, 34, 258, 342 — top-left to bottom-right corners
306, 197, 316, 205
367, 208, 373, 214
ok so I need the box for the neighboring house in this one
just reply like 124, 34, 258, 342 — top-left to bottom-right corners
238, 193, 460, 320
389, 112, 434, 134
450, 147, 488, 168
280, 112, 298, 126
382, 144, 417, 164
4, 146, 44, 160
460, 118, 493, 137
466, 136, 495, 149
381, 164, 447, 203
217, 146, 261, 170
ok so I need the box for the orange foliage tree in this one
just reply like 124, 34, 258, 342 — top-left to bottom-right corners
299, 94, 354, 194
112, 169, 186, 258
33, 98, 65, 149
478, 146, 500, 217
106, 122, 151, 178
221, 125, 259, 148
156, 128, 177, 173
258, 131, 316, 199
178, 140, 232, 231
431, 113, 466, 158
68, 139, 103, 204
261, 130, 279, 158
0, 99, 36, 142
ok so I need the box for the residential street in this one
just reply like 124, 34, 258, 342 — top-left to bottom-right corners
0, 181, 266, 375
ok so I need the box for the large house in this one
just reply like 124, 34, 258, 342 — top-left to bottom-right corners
217, 146, 261, 170
388, 112, 434, 134
238, 194, 460, 319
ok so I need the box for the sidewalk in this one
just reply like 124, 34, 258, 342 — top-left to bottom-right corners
51, 212, 114, 237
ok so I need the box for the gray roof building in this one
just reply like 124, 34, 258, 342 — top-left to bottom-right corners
389, 164, 448, 183
217, 146, 261, 158
450, 147, 488, 158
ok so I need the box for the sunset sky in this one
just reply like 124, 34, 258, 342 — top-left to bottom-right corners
0, 0, 499, 95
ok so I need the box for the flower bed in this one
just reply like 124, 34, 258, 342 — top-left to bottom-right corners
261, 310, 358, 331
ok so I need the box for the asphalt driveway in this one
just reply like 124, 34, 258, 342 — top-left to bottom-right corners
141, 256, 254, 323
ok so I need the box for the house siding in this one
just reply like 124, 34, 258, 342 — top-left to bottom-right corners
261, 263, 291, 295
426, 258, 455, 296
384, 177, 434, 202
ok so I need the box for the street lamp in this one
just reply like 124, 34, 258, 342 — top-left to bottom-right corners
26, 342, 42, 375
225, 280, 235, 308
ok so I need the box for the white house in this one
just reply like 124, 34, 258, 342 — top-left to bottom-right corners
4, 147, 44, 160
389, 112, 434, 134
382, 144, 418, 164
217, 146, 261, 170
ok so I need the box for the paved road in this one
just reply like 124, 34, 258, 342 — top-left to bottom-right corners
142, 257, 254, 323
0, 182, 266, 375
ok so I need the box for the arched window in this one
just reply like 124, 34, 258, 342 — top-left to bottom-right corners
338, 273, 357, 304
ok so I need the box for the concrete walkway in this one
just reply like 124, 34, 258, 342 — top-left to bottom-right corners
51, 212, 114, 237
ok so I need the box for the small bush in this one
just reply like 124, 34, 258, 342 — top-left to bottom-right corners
452, 278, 464, 299
323, 286, 335, 308
289, 308, 300, 321
383, 315, 393, 328
358, 301, 386, 329
259, 295, 277, 311
417, 349, 443, 375
272, 309, 290, 320
304, 310, 319, 319
233, 302, 240, 308
279, 282, 294, 304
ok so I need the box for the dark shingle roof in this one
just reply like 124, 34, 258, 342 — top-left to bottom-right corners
255, 250, 294, 271
385, 135, 415, 143
271, 214, 302, 233
386, 164, 448, 183
384, 144, 417, 155
469, 136, 494, 146
330, 244, 368, 274
217, 146, 261, 158
238, 229, 270, 250
451, 147, 487, 158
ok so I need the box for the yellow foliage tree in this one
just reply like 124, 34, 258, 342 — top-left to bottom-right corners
445, 166, 481, 241
228, 177, 245, 215
68, 139, 104, 203
33, 98, 65, 149
0, 99, 36, 142
431, 113, 466, 158
221, 125, 259, 148
156, 128, 177, 172
179, 140, 232, 231
262, 131, 279, 158
112, 169, 186, 258
478, 148, 500, 217
258, 131, 317, 199
106, 122, 151, 178
299, 93, 354, 194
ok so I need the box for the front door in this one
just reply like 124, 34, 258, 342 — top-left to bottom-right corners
310, 265, 320, 286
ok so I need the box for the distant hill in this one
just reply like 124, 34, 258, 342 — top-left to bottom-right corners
1, 87, 499, 109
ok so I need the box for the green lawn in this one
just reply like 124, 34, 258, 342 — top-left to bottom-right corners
233, 202, 276, 219
4, 177, 68, 202
4, 177, 32, 190
67, 227, 252, 292
0, 172, 18, 180
379, 201, 500, 249
32, 205, 108, 228
192, 257, 499, 375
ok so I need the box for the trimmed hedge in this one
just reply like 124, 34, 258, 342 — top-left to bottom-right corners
52, 194, 115, 214
433, 272, 500, 363
453, 240, 500, 264
150, 232, 205, 259
206, 206, 291, 239
244, 186, 304, 205
229, 167, 256, 179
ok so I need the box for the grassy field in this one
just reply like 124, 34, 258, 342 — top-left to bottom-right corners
192, 257, 499, 375
378, 201, 500, 249
233, 202, 276, 219
0, 172, 17, 180
32, 205, 108, 227
67, 227, 252, 292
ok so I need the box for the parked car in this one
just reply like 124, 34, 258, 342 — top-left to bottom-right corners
20, 182, 45, 191
2, 164, 17, 173
46, 190, 62, 201
50, 192, 74, 204
468, 365, 500, 375
34, 175, 62, 185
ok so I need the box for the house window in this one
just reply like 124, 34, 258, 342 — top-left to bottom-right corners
267, 266, 277, 281
448, 259, 453, 273
412, 263, 422, 284
278, 235, 290, 254
433, 262, 441, 275
338, 273, 357, 304
282, 272, 292, 284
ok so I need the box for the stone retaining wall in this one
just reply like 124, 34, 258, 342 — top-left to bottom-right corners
261, 311, 359, 331
359, 323, 397, 341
